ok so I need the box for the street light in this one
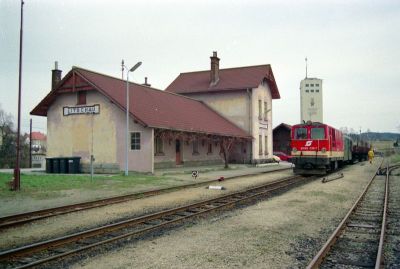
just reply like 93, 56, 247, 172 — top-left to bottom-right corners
125, 61, 142, 176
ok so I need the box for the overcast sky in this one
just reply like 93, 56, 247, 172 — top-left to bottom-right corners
1, 0, 400, 134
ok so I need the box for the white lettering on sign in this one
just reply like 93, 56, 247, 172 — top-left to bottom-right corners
305, 141, 313, 147
63, 105, 100, 116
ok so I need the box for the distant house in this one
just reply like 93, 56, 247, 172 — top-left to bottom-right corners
273, 123, 292, 155
31, 65, 250, 173
165, 52, 281, 163
31, 131, 47, 168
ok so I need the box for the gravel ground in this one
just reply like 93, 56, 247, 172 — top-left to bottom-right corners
0, 164, 289, 216
0, 169, 293, 250
66, 160, 381, 269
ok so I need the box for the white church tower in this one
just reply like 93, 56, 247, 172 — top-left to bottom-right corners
300, 59, 323, 123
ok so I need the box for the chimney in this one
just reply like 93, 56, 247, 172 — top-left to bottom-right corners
210, 51, 220, 86
142, 77, 151, 87
51, 61, 62, 90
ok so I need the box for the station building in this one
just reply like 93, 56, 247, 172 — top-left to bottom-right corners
166, 52, 280, 164
31, 53, 280, 173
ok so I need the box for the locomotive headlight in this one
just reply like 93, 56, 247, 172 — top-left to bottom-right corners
292, 148, 297, 153
321, 147, 326, 153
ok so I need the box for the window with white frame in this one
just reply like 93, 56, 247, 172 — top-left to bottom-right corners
264, 135, 268, 155
130, 132, 141, 150
264, 101, 268, 120
259, 135, 262, 155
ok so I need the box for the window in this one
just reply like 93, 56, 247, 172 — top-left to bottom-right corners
316, 90, 319, 93
264, 135, 268, 155
305, 90, 309, 93
258, 100, 262, 119
259, 135, 263, 155
295, 128, 307, 139
130, 132, 141, 150
310, 84, 314, 87
311, 128, 325, 139
207, 143, 213, 154
264, 101, 268, 120
305, 84, 309, 87
192, 139, 199, 155
311, 90, 314, 92
155, 137, 164, 155
77, 91, 86, 105
316, 84, 319, 86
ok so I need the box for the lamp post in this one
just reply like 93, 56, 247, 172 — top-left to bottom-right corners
125, 61, 142, 176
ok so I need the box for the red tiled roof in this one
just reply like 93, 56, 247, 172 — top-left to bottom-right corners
165, 65, 280, 99
31, 67, 250, 139
31, 131, 46, 141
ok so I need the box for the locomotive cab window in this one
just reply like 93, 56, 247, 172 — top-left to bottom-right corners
311, 128, 325, 139
295, 128, 307, 139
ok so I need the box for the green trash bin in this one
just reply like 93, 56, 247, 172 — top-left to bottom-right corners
68, 157, 81, 173
59, 158, 68, 174
46, 158, 54, 173
53, 158, 60, 173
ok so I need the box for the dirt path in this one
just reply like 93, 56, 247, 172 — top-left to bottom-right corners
70, 161, 380, 269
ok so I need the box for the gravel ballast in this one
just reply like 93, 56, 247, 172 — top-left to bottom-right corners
0, 170, 293, 250
67, 161, 381, 269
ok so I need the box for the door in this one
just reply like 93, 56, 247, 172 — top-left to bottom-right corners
175, 140, 182, 165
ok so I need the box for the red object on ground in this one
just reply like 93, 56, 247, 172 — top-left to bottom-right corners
273, 151, 292, 162
218, 177, 225, 181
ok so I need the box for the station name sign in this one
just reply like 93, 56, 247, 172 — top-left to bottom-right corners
63, 104, 100, 116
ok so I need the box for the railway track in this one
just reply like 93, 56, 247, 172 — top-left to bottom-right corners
0, 174, 310, 269
0, 167, 291, 229
307, 161, 397, 268
384, 165, 400, 267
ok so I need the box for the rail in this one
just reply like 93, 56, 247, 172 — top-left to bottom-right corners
307, 159, 385, 268
0, 174, 310, 269
0, 167, 291, 229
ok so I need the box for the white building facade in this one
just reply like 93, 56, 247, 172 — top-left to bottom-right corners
300, 77, 323, 123
165, 52, 280, 164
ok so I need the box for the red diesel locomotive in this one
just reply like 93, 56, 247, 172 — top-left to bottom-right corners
291, 122, 354, 175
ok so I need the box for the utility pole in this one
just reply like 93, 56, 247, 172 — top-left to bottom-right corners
14, 0, 24, 191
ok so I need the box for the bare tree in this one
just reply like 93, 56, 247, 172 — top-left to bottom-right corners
0, 104, 15, 168
0, 104, 14, 137
0, 105, 31, 168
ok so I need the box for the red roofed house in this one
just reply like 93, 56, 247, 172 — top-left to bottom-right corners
31, 63, 251, 173
166, 52, 280, 164
31, 131, 47, 168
